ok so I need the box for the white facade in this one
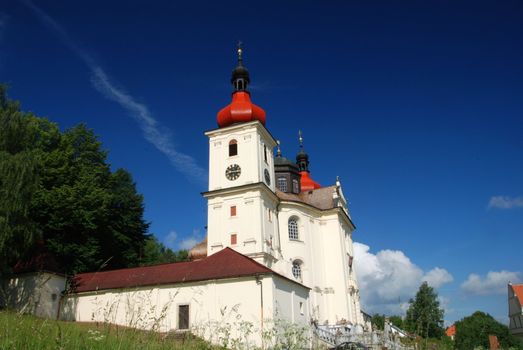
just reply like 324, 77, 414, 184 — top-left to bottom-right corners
205, 121, 280, 267
62, 274, 309, 348
275, 201, 363, 326
204, 119, 364, 327
1, 272, 66, 319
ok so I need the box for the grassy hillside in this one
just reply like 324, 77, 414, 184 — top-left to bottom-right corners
0, 311, 217, 350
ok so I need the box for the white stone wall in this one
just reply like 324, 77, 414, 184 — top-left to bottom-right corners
276, 201, 362, 326
206, 122, 279, 265
2, 272, 66, 319
61, 275, 309, 348
206, 187, 279, 262
204, 119, 363, 329
206, 121, 276, 192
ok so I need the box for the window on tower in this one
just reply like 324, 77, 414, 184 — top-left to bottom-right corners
277, 177, 288, 192
231, 234, 237, 245
292, 179, 299, 193
263, 145, 268, 163
229, 140, 238, 156
288, 218, 299, 240
292, 260, 302, 280
230, 205, 237, 217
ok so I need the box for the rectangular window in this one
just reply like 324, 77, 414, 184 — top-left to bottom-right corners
267, 208, 272, 222
230, 205, 236, 217
300, 302, 304, 315
178, 304, 189, 330
292, 179, 299, 193
231, 234, 237, 245
277, 177, 288, 192
264, 145, 268, 163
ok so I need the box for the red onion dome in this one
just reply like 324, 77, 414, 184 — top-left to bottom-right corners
296, 130, 321, 192
217, 43, 266, 128
217, 91, 266, 127
300, 171, 321, 191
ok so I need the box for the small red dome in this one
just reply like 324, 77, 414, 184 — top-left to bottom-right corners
300, 171, 321, 191
217, 91, 266, 128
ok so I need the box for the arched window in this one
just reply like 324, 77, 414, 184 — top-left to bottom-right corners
292, 260, 302, 280
229, 140, 238, 156
288, 218, 299, 240
278, 177, 288, 192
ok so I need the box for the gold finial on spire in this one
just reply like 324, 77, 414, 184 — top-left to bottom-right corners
237, 40, 243, 62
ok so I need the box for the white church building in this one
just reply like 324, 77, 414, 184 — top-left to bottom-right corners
61, 47, 364, 347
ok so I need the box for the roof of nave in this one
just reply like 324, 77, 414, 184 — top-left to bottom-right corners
511, 283, 523, 306
70, 247, 306, 293
276, 185, 338, 210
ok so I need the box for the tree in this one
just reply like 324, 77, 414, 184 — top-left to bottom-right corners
141, 236, 189, 266
371, 314, 385, 330
389, 315, 404, 330
0, 86, 150, 274
454, 311, 522, 350
0, 85, 40, 273
371, 314, 405, 332
405, 281, 444, 338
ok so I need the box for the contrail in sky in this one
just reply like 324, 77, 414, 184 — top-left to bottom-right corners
21, 0, 207, 184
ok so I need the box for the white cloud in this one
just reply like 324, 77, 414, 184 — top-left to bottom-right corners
461, 270, 521, 296
488, 196, 523, 209
179, 229, 204, 250
423, 267, 454, 288
438, 296, 453, 317
163, 229, 203, 251
163, 231, 177, 249
22, 0, 206, 184
353, 242, 453, 315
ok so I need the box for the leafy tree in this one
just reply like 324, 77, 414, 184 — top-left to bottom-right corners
371, 314, 385, 330
454, 311, 522, 350
141, 236, 189, 266
371, 314, 405, 331
0, 86, 150, 274
0, 85, 40, 273
389, 315, 404, 330
405, 281, 444, 338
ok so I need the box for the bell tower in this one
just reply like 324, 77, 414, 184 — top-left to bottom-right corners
203, 44, 280, 266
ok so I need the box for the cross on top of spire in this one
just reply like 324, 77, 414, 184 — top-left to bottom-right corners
237, 41, 243, 63
231, 41, 250, 92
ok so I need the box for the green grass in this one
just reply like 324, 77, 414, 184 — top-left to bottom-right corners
0, 310, 218, 350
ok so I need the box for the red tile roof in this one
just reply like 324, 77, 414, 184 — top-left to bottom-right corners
70, 247, 296, 293
446, 324, 456, 337
511, 284, 523, 306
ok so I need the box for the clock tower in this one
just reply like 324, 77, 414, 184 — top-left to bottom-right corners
203, 45, 281, 266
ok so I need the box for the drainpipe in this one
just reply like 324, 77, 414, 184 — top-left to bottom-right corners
255, 275, 264, 349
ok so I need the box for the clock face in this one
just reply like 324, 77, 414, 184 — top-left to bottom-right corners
264, 169, 271, 185
225, 164, 241, 181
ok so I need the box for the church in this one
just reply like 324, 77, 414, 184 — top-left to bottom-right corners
60, 46, 365, 347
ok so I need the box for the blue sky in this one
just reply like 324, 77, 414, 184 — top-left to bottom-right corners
1, 0, 522, 325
